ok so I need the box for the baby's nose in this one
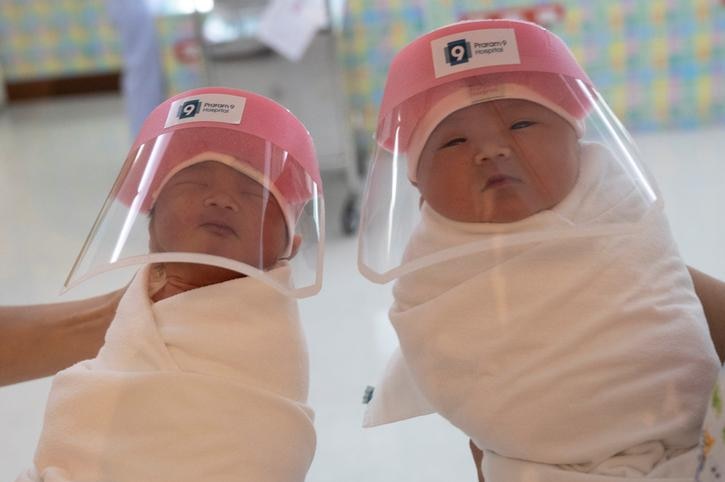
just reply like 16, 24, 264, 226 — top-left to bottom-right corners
204, 191, 239, 211
474, 144, 512, 164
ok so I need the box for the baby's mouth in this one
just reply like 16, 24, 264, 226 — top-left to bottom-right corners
200, 222, 238, 238
482, 174, 522, 192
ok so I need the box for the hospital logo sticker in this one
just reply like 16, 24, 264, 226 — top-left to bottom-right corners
431, 28, 521, 78
165, 93, 246, 127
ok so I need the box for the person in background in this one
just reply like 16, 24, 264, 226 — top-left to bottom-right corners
106, 0, 166, 136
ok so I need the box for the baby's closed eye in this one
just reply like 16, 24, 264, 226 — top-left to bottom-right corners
510, 120, 536, 130
171, 179, 209, 189
238, 190, 266, 200
440, 137, 467, 149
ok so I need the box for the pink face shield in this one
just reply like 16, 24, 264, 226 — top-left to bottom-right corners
66, 87, 325, 298
357, 19, 661, 283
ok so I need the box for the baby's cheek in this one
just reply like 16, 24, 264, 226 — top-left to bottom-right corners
153, 210, 193, 251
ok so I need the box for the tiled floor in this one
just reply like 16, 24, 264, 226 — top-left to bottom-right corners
0, 93, 723, 481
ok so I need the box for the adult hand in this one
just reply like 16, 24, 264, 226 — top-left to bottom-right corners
470, 439, 484, 482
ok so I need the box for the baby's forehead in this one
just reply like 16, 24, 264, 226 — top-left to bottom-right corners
445, 99, 553, 121
429, 99, 569, 139
172, 160, 263, 189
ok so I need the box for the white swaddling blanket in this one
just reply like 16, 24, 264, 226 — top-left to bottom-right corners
369, 143, 719, 480
18, 265, 315, 482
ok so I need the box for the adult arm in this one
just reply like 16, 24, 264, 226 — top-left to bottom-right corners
689, 266, 725, 363
0, 289, 124, 386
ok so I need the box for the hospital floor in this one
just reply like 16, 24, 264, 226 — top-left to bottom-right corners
0, 93, 724, 481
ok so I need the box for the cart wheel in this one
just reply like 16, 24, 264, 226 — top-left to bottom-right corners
342, 195, 359, 235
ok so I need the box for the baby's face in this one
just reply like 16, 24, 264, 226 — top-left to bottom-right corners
149, 161, 288, 269
415, 99, 581, 223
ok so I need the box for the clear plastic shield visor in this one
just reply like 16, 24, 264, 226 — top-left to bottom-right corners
358, 75, 661, 283
66, 127, 324, 298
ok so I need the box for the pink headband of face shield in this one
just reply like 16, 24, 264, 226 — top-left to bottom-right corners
132, 87, 321, 189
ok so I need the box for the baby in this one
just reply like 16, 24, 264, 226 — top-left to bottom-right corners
18, 87, 323, 482
359, 19, 719, 482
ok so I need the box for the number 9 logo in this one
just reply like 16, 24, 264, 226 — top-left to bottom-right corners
445, 39, 471, 66
450, 45, 466, 62
178, 100, 201, 119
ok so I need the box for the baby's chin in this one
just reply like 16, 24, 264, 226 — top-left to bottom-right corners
469, 196, 562, 223
168, 262, 246, 288
475, 207, 541, 223
436, 203, 544, 224
197, 264, 246, 284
